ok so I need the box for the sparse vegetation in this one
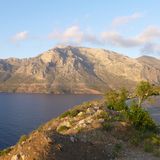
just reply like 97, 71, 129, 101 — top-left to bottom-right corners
112, 143, 123, 158
18, 134, 28, 144
0, 147, 12, 156
59, 108, 80, 118
102, 122, 113, 131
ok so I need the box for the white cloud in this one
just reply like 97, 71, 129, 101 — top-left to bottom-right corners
141, 43, 160, 55
138, 26, 160, 43
11, 31, 29, 42
48, 22, 160, 55
102, 26, 160, 50
101, 31, 140, 47
49, 26, 83, 43
49, 25, 101, 45
111, 12, 142, 27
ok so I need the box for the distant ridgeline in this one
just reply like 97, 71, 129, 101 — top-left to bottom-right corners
0, 46, 160, 94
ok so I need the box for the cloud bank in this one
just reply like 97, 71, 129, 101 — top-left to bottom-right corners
12, 13, 160, 56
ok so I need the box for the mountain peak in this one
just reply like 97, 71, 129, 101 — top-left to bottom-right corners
0, 46, 159, 94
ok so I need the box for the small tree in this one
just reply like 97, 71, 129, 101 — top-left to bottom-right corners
105, 88, 128, 111
135, 81, 153, 107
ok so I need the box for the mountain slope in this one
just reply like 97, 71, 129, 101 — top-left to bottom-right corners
0, 46, 159, 94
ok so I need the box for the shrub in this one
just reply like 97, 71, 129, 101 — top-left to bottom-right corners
105, 88, 128, 111
127, 104, 157, 132
151, 134, 160, 145
59, 111, 71, 118
96, 110, 109, 120
57, 125, 70, 132
69, 109, 80, 117
135, 81, 153, 107
18, 135, 28, 144
59, 109, 80, 118
0, 147, 12, 156
102, 122, 113, 131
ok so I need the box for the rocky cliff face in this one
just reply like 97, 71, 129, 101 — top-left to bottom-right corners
0, 46, 159, 94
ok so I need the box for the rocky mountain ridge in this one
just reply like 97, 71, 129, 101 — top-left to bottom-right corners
0, 46, 159, 94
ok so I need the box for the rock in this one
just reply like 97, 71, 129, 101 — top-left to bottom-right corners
70, 136, 75, 143
86, 108, 95, 115
85, 117, 93, 124
48, 127, 52, 131
11, 154, 20, 160
96, 109, 104, 115
98, 118, 105, 123
20, 153, 25, 160
77, 112, 84, 116
94, 106, 100, 110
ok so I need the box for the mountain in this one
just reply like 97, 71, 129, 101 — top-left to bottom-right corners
0, 46, 159, 94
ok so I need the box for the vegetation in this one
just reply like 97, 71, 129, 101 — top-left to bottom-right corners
104, 88, 128, 111
57, 125, 70, 132
104, 81, 160, 157
112, 143, 123, 158
59, 109, 80, 118
18, 134, 28, 144
102, 122, 113, 131
127, 103, 157, 132
135, 81, 153, 107
0, 147, 12, 156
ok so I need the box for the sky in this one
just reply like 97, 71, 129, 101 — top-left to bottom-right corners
0, 0, 160, 59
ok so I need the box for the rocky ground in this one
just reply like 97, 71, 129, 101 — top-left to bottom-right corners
0, 100, 159, 160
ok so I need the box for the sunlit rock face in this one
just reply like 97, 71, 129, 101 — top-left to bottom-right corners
0, 46, 159, 94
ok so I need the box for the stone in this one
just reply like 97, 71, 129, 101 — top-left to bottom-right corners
98, 118, 105, 123
11, 154, 20, 160
70, 136, 75, 143
77, 112, 84, 116
60, 121, 71, 128
86, 108, 95, 115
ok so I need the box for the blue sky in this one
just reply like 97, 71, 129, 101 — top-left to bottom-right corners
0, 0, 160, 58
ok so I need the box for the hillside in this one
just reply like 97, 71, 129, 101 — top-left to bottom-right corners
0, 99, 159, 160
0, 46, 160, 94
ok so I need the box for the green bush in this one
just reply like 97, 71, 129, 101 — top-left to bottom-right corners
102, 122, 113, 131
127, 104, 157, 132
96, 110, 109, 120
59, 109, 80, 118
135, 81, 153, 107
18, 134, 28, 144
0, 147, 12, 156
57, 125, 70, 132
105, 88, 128, 111
59, 111, 71, 118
